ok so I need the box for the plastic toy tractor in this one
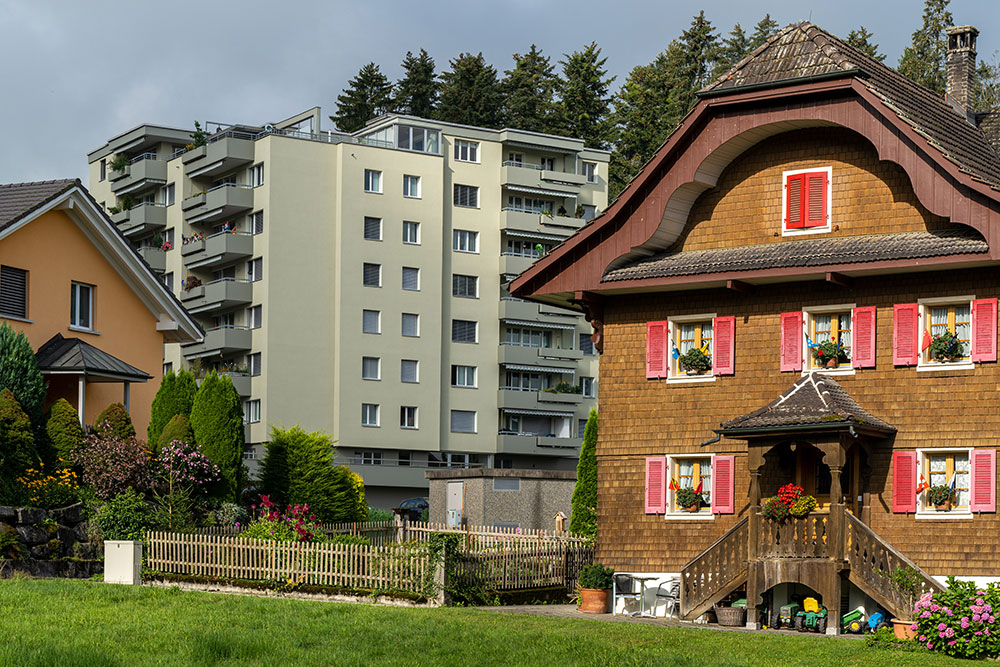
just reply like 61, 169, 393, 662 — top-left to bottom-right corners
794, 597, 828, 633
867, 610, 889, 633
842, 608, 865, 634
776, 601, 801, 629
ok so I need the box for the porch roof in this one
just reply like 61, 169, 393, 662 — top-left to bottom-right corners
718, 373, 895, 435
35, 333, 152, 383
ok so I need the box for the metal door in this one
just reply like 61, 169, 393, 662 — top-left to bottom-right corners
446, 481, 464, 527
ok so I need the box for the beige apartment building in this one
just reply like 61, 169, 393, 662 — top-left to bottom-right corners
86, 108, 608, 507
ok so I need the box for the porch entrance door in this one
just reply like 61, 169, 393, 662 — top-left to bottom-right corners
794, 445, 832, 509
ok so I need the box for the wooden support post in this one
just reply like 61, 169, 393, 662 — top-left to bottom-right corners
727, 279, 754, 294
825, 271, 853, 288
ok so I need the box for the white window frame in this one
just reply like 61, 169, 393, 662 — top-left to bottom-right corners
362, 356, 381, 381
400, 406, 418, 429
580, 376, 596, 398
364, 216, 382, 241
248, 352, 262, 377
363, 263, 382, 288
249, 163, 264, 188
916, 295, 976, 372
452, 319, 478, 344
402, 267, 420, 291
250, 210, 264, 235
454, 139, 480, 163
401, 313, 420, 338
364, 169, 382, 194
163, 361, 173, 376
402, 221, 420, 245
664, 454, 716, 520
161, 183, 175, 206
582, 161, 597, 184
453, 184, 479, 209
452, 365, 477, 388
801, 303, 857, 377
244, 399, 261, 424
401, 359, 419, 383
452, 274, 479, 299
247, 257, 263, 282
69, 281, 94, 331
362, 403, 380, 427
248, 304, 262, 329
781, 166, 832, 237
362, 309, 381, 334
666, 313, 717, 384
915, 447, 974, 519
403, 174, 421, 199
450, 410, 477, 434
453, 229, 479, 254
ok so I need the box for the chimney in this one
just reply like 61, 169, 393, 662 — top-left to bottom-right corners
946, 25, 979, 119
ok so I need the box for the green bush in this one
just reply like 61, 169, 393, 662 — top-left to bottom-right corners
147, 370, 197, 444
368, 506, 393, 522
93, 403, 136, 440
151, 487, 196, 532
156, 414, 195, 454
578, 563, 614, 590
0, 323, 47, 434
570, 409, 597, 536
258, 429, 290, 509
212, 502, 248, 529
0, 388, 38, 485
276, 425, 366, 523
45, 399, 83, 463
94, 488, 151, 541
0, 524, 24, 560
190, 372, 244, 502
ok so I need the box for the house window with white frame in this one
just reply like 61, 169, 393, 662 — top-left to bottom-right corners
580, 376, 596, 397
364, 216, 382, 241
582, 161, 598, 183
401, 313, 419, 337
248, 352, 261, 377
805, 307, 853, 371
362, 309, 380, 334
917, 448, 971, 514
363, 263, 381, 287
925, 302, 971, 364
782, 166, 831, 235
453, 229, 479, 253
362, 356, 381, 381
247, 305, 262, 329
361, 404, 379, 427
248, 163, 264, 188
243, 399, 261, 424
403, 175, 421, 198
402, 221, 420, 244
400, 406, 418, 429
452, 274, 478, 298
453, 184, 479, 208
452, 319, 477, 343
454, 140, 479, 163
402, 267, 420, 291
668, 316, 713, 379
70, 282, 94, 330
450, 410, 476, 433
667, 455, 713, 515
354, 450, 383, 465
364, 169, 382, 193
401, 359, 418, 383
451, 365, 476, 388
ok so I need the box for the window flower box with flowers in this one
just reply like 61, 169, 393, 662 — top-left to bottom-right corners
676, 487, 709, 512
811, 340, 849, 369
929, 330, 965, 362
928, 484, 953, 511
678, 348, 712, 375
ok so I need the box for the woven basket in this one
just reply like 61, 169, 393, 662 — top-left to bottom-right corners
714, 605, 747, 627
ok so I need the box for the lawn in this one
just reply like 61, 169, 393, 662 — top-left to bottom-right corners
0, 579, 962, 666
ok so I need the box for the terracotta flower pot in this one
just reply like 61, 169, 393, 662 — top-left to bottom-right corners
825, 358, 839, 368
579, 588, 610, 614
935, 500, 952, 511
683, 503, 701, 512
892, 618, 917, 641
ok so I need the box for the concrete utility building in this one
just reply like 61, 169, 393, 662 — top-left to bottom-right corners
86, 110, 608, 507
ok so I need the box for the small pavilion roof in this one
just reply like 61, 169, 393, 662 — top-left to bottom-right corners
35, 334, 152, 383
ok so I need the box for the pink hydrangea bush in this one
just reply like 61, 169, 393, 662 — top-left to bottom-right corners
913, 578, 1000, 659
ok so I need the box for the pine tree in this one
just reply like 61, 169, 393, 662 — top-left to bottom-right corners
258, 427, 291, 509
974, 53, 1000, 112
845, 26, 887, 62
713, 23, 752, 78
45, 399, 83, 463
93, 402, 136, 441
190, 372, 245, 501
156, 414, 195, 453
0, 388, 37, 484
502, 45, 559, 132
570, 409, 598, 536
395, 49, 438, 118
332, 62, 394, 133
0, 322, 47, 434
749, 14, 780, 50
670, 12, 721, 115
556, 42, 615, 149
148, 369, 197, 443
898, 0, 954, 96
282, 425, 364, 522
436, 52, 504, 128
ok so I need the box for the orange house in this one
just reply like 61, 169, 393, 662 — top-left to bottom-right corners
0, 180, 201, 434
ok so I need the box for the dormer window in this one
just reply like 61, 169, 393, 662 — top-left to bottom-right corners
783, 167, 831, 235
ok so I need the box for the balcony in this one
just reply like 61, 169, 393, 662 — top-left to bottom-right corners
221, 372, 251, 397
112, 203, 167, 237
183, 133, 256, 179
137, 246, 166, 273
498, 344, 579, 369
183, 231, 254, 269
496, 434, 582, 455
181, 325, 252, 359
180, 278, 253, 315
499, 209, 580, 238
537, 390, 585, 405
499, 297, 583, 327
110, 154, 169, 195
183, 184, 254, 225
499, 253, 536, 276
498, 387, 583, 411
500, 162, 581, 195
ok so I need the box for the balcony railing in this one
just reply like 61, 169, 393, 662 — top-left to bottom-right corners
183, 230, 254, 269
114, 202, 167, 237
181, 324, 252, 359
182, 278, 253, 315
110, 154, 169, 195
183, 183, 254, 224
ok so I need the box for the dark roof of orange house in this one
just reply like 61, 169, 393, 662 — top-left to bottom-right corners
35, 333, 152, 382
719, 373, 895, 433
603, 228, 988, 282
0, 179, 78, 232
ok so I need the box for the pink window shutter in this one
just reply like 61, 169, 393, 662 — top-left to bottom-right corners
644, 457, 666, 514
646, 321, 668, 379
892, 303, 919, 366
970, 449, 996, 513
851, 306, 877, 368
711, 455, 735, 514
971, 298, 998, 363
712, 316, 736, 376
779, 312, 803, 372
891, 451, 917, 513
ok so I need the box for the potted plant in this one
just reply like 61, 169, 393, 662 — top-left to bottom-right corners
789, 494, 817, 518
812, 340, 848, 368
761, 496, 790, 521
927, 484, 953, 511
929, 331, 964, 362
109, 153, 129, 173
889, 566, 921, 640
577, 563, 614, 614
676, 487, 708, 512
678, 348, 712, 375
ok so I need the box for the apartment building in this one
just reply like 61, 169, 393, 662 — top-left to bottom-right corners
86, 108, 608, 507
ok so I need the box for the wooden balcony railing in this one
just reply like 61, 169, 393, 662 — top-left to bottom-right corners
680, 517, 748, 619
755, 511, 830, 559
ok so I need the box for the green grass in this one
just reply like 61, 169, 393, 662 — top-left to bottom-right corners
0, 579, 962, 666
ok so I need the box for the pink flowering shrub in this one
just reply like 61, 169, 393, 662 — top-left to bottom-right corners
71, 432, 153, 500
913, 578, 1000, 659
243, 495, 326, 543
156, 440, 220, 496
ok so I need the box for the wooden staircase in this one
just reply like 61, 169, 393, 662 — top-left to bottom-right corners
679, 517, 749, 620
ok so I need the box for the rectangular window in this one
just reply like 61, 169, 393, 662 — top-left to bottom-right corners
354, 450, 383, 465
99, 158, 106, 181
450, 410, 477, 433
363, 263, 381, 287
401, 359, 419, 383
396, 125, 440, 154
504, 326, 551, 348
250, 210, 264, 235
364, 216, 382, 241
398, 451, 411, 466
249, 163, 264, 188
362, 309, 380, 334
161, 183, 175, 206
668, 456, 712, 513
361, 404, 379, 427
163, 361, 173, 376
453, 184, 479, 208
453, 229, 479, 253
0, 266, 28, 319
402, 221, 420, 244
454, 139, 479, 163
247, 304, 262, 329
403, 175, 421, 198
783, 167, 830, 233
507, 152, 523, 165
402, 267, 420, 291
70, 282, 94, 330
922, 450, 971, 511
452, 274, 478, 298
362, 356, 381, 381
247, 257, 263, 282
364, 169, 382, 193
248, 352, 262, 377
493, 478, 520, 492
505, 371, 548, 391
452, 319, 477, 343
401, 313, 419, 337
808, 310, 853, 370
400, 406, 418, 429
243, 399, 261, 424
451, 365, 477, 388
579, 419, 588, 438
582, 161, 597, 183
670, 317, 714, 378
928, 304, 971, 361
540, 157, 555, 171
580, 376, 596, 397
579, 333, 594, 355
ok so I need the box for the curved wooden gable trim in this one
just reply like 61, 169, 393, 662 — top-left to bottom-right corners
512, 78, 1000, 300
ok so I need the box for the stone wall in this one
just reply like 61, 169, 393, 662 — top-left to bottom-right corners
0, 503, 100, 564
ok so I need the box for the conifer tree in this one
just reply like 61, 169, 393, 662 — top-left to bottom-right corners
0, 322, 47, 434
975, 54, 1000, 112
190, 372, 244, 501
0, 389, 36, 484
556, 42, 615, 149
156, 414, 195, 453
93, 402, 135, 441
570, 409, 598, 536
436, 52, 504, 128
898, 0, 954, 96
394, 49, 438, 118
45, 399, 83, 463
669, 11, 720, 115
713, 23, 752, 78
258, 427, 291, 509
148, 369, 197, 443
281, 425, 366, 522
749, 14, 780, 50
332, 62, 394, 132
846, 26, 887, 62
502, 45, 559, 133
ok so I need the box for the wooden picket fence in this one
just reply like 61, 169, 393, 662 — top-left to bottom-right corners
451, 541, 595, 591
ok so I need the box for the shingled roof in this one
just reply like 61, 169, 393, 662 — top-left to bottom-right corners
719, 373, 895, 433
703, 22, 1000, 189
0, 179, 78, 232
35, 334, 152, 382
603, 228, 988, 282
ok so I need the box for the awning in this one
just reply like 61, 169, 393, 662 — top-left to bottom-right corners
503, 364, 575, 375
504, 139, 578, 155
35, 334, 152, 383
501, 408, 574, 418
505, 184, 577, 199
504, 229, 569, 242
503, 319, 576, 330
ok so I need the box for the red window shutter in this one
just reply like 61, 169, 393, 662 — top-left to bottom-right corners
779, 312, 803, 372
851, 306, 876, 369
712, 316, 736, 376
785, 175, 804, 229
891, 451, 917, 513
971, 298, 998, 363
892, 303, 920, 366
804, 172, 827, 227
644, 457, 666, 514
969, 449, 996, 513
711, 455, 735, 514
645, 321, 668, 379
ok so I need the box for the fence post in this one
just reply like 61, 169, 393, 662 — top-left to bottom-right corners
434, 554, 449, 606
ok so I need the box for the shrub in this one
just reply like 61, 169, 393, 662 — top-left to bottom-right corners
0, 322, 47, 433
156, 440, 220, 498
913, 578, 1000, 659
578, 563, 614, 590
258, 429, 290, 509
213, 502, 248, 529
368, 506, 393, 522
280, 426, 366, 523
15, 464, 79, 509
327, 534, 370, 546
71, 432, 152, 500
156, 414, 195, 454
0, 388, 38, 485
190, 372, 244, 501
45, 399, 83, 462
93, 488, 151, 541
0, 524, 24, 560
244, 496, 324, 542
147, 370, 197, 444
570, 409, 597, 537
93, 403, 136, 440
151, 487, 196, 532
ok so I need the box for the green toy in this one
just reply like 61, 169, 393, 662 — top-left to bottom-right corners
842, 608, 865, 634
776, 601, 801, 629
794, 597, 828, 633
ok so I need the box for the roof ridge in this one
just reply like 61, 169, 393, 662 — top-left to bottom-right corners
0, 179, 78, 189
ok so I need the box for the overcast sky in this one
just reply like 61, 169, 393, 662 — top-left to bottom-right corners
0, 0, 997, 184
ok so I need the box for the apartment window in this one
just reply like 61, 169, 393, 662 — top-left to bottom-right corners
494, 456, 514, 469
506, 195, 553, 215
2, 266, 30, 319
452, 274, 478, 299
247, 305, 262, 329
364, 169, 382, 193
578, 419, 588, 438
451, 365, 477, 388
99, 159, 106, 181
244, 399, 261, 424
540, 157, 555, 171
247, 257, 263, 282
505, 238, 552, 257
402, 313, 419, 337
163, 228, 175, 247
250, 210, 264, 235
401, 359, 419, 383
453, 229, 479, 253
783, 167, 831, 234
362, 309, 381, 334
397, 124, 440, 154
243, 448, 256, 461
450, 410, 477, 434
582, 161, 598, 184
453, 184, 479, 208
364, 216, 382, 241
363, 263, 381, 287
667, 456, 713, 513
454, 139, 479, 163
452, 319, 478, 343
362, 404, 380, 427
398, 451, 411, 466
403, 175, 421, 198
354, 450, 383, 465
504, 326, 551, 348
161, 183, 175, 206
248, 352, 262, 377
214, 266, 236, 282
400, 406, 418, 429
507, 152, 523, 165
402, 267, 420, 291
213, 312, 236, 328
493, 478, 520, 491
163, 362, 173, 376
580, 376, 596, 398
69, 282, 94, 330
579, 333, 595, 355
249, 163, 264, 188
505, 371, 548, 391
362, 356, 381, 381
402, 221, 420, 245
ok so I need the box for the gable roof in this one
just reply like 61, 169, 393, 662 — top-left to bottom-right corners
35, 334, 152, 382
0, 180, 77, 232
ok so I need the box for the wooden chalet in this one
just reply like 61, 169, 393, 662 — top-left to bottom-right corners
511, 22, 1000, 632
